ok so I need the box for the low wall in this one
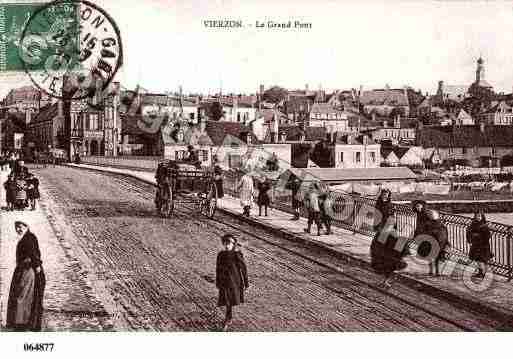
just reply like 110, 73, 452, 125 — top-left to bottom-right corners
81, 156, 161, 171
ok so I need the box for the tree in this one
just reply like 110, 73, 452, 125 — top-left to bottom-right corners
262, 86, 288, 104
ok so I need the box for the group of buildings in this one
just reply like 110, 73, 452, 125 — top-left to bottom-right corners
2, 57, 513, 174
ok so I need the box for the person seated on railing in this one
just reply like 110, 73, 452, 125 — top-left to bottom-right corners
412, 200, 429, 238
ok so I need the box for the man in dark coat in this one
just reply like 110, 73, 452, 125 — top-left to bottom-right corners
216, 234, 249, 331
287, 177, 301, 220
256, 177, 271, 216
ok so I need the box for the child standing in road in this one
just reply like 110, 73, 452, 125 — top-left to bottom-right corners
216, 234, 249, 331
26, 173, 40, 211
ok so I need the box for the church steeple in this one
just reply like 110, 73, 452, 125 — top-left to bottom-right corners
476, 56, 485, 83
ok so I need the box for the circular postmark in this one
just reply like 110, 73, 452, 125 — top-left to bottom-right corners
19, 0, 123, 100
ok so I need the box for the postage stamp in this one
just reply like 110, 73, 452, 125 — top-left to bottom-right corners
1, 0, 123, 100
0, 2, 42, 71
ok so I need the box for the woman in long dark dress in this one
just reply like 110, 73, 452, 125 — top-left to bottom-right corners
370, 189, 407, 288
6, 221, 46, 331
213, 165, 224, 199
26, 173, 40, 211
216, 234, 249, 331
467, 212, 493, 278
422, 210, 449, 276
256, 177, 271, 216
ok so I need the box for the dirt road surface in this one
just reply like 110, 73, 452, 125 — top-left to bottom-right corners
33, 165, 503, 331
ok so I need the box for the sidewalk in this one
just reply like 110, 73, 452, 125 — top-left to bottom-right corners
0, 169, 115, 330
69, 163, 513, 326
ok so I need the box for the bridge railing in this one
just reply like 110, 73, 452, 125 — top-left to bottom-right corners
223, 172, 513, 279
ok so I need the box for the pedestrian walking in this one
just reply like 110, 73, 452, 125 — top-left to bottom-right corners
370, 217, 407, 288
237, 171, 254, 217
216, 234, 249, 331
319, 192, 333, 235
26, 173, 40, 211
14, 177, 27, 210
370, 189, 407, 288
256, 176, 271, 216
287, 177, 302, 221
4, 174, 16, 211
303, 182, 323, 236
6, 221, 46, 331
418, 210, 449, 276
213, 164, 224, 199
467, 212, 493, 278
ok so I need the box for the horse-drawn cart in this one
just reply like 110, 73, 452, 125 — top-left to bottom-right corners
155, 161, 218, 218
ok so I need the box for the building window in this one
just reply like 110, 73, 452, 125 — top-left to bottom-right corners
462, 147, 467, 154
237, 112, 241, 122
190, 113, 195, 120
175, 150, 187, 160
369, 152, 376, 163
228, 154, 242, 168
200, 150, 208, 162
491, 147, 496, 156
355, 152, 361, 163
474, 146, 478, 154
339, 152, 344, 163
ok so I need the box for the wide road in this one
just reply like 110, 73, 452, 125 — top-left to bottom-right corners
34, 165, 502, 331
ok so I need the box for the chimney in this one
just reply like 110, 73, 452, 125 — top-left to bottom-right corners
480, 121, 485, 133
200, 115, 206, 133
25, 109, 32, 124
305, 84, 309, 91
394, 114, 401, 128
58, 100, 63, 118
259, 84, 264, 96
273, 111, 279, 134
233, 96, 238, 122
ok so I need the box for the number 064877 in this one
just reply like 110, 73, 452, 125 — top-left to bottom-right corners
23, 343, 55, 352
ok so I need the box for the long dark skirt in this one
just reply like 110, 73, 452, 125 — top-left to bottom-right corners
215, 179, 224, 198
370, 232, 407, 277
469, 244, 493, 263
6, 266, 46, 331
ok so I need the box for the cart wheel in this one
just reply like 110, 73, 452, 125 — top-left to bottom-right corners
202, 182, 218, 218
166, 182, 175, 217
160, 183, 174, 217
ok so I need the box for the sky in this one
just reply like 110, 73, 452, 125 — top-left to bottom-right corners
2, 0, 513, 97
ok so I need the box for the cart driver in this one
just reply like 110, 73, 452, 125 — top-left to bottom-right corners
186, 145, 199, 164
